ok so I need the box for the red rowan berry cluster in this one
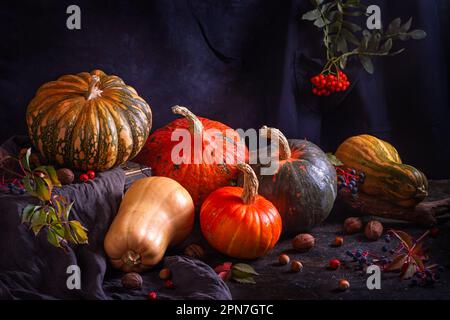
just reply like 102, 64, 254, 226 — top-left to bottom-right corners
310, 69, 350, 96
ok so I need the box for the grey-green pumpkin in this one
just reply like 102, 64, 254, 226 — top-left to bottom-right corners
240, 127, 337, 235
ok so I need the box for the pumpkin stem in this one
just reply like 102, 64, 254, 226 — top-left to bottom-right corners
260, 126, 292, 160
237, 163, 259, 205
172, 105, 204, 135
122, 250, 141, 266
86, 75, 103, 100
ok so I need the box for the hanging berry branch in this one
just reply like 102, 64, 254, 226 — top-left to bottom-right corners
302, 0, 427, 96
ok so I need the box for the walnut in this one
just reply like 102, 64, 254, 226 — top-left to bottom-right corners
121, 272, 143, 290
343, 217, 363, 234
184, 244, 205, 260
292, 234, 315, 252
57, 168, 75, 185
365, 220, 383, 241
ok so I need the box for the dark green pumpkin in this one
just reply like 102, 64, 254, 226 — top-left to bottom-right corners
242, 127, 337, 235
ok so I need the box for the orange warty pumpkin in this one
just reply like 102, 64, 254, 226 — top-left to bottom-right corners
200, 163, 282, 259
135, 106, 248, 207
26, 70, 152, 171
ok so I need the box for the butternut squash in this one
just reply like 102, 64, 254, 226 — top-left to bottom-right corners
104, 177, 195, 272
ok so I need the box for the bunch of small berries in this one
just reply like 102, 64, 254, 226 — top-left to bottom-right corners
79, 170, 96, 183
336, 167, 365, 195
310, 70, 350, 96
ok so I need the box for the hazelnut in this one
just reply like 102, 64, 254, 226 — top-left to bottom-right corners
338, 279, 350, 291
292, 234, 315, 252
57, 168, 75, 185
121, 272, 143, 290
343, 217, 363, 234
278, 254, 290, 265
159, 268, 171, 280
290, 260, 303, 272
332, 236, 344, 247
184, 244, 205, 260
365, 220, 383, 241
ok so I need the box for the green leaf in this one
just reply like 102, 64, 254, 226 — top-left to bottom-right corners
20, 148, 32, 172
22, 176, 37, 198
339, 55, 348, 69
69, 220, 88, 244
47, 229, 62, 248
326, 153, 343, 166
232, 263, 259, 276
35, 177, 51, 202
22, 204, 38, 223
302, 9, 321, 21
31, 208, 48, 235
381, 38, 393, 53
400, 17, 412, 33
409, 29, 427, 40
233, 276, 256, 284
42, 166, 61, 187
314, 16, 329, 28
385, 254, 407, 271
359, 55, 374, 74
64, 201, 75, 221
387, 18, 401, 35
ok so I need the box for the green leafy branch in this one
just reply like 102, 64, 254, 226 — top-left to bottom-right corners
302, 0, 427, 74
4, 149, 88, 249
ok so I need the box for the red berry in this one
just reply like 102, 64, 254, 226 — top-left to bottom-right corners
87, 170, 96, 179
79, 174, 89, 183
165, 280, 174, 289
312, 88, 319, 95
147, 291, 157, 300
329, 259, 341, 270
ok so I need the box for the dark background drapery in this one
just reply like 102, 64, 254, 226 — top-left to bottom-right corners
1, 0, 449, 178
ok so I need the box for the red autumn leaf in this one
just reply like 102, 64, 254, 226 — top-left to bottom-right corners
385, 254, 407, 272
390, 230, 413, 249
214, 262, 233, 274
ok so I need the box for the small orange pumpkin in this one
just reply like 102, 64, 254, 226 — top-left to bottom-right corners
200, 163, 282, 259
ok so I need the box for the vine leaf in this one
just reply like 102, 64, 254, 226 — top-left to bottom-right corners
302, 9, 321, 21
409, 30, 427, 40
359, 55, 374, 74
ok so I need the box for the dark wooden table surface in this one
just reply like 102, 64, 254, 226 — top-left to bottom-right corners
182, 180, 450, 300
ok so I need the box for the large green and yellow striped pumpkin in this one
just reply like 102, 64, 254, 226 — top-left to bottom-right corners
335, 134, 428, 208
26, 70, 152, 171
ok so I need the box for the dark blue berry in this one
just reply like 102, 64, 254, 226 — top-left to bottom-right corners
355, 250, 362, 258
438, 266, 445, 273
425, 269, 433, 276
346, 250, 354, 257
359, 172, 365, 179
350, 169, 357, 175
382, 246, 388, 252
338, 176, 345, 182
19, 189, 25, 195
384, 235, 391, 243
389, 249, 395, 255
